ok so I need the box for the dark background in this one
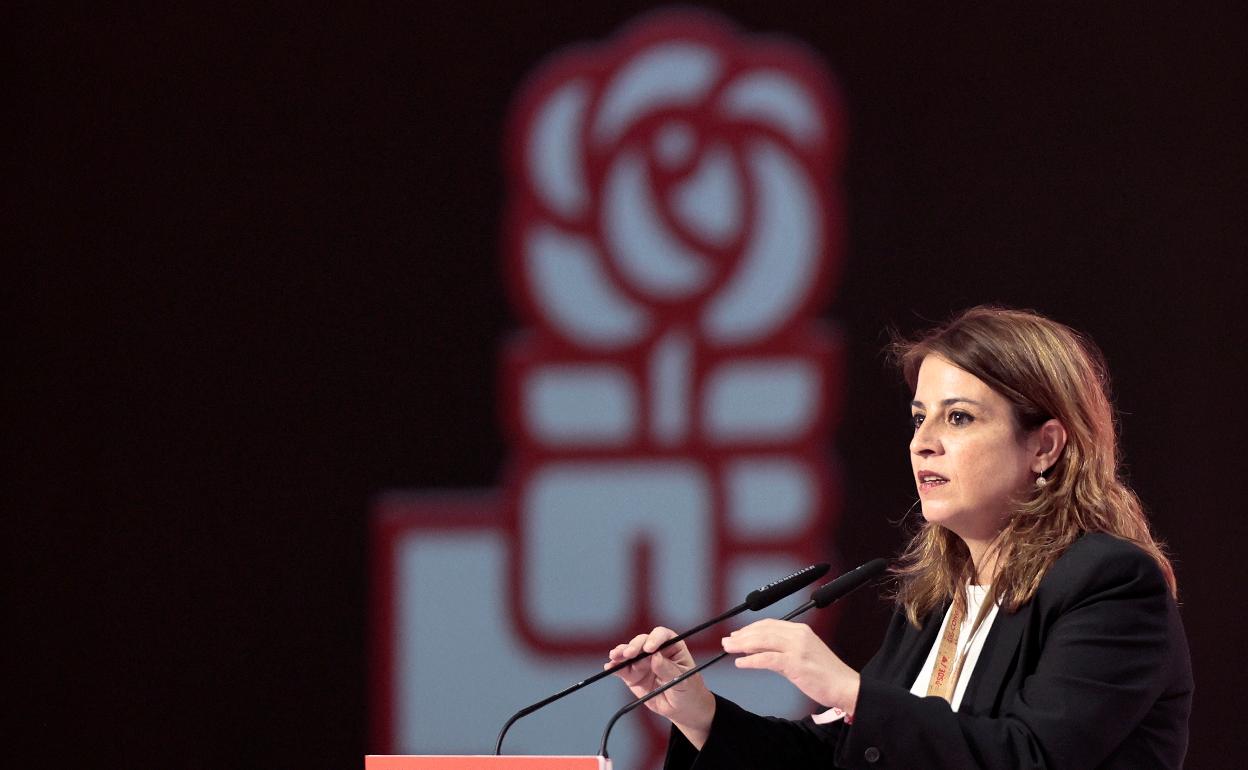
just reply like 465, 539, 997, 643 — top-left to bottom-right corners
11, 3, 1245, 768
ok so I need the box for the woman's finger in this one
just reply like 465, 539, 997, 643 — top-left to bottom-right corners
722, 619, 805, 653
734, 650, 786, 672
651, 648, 690, 682
621, 633, 651, 658
722, 629, 785, 654
642, 626, 677, 653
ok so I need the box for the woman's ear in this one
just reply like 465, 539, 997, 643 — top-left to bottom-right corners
1032, 418, 1068, 473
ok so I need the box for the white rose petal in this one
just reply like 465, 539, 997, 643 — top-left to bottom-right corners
528, 79, 591, 219
603, 148, 711, 299
720, 70, 826, 149
593, 42, 721, 144
702, 138, 821, 345
669, 141, 743, 247
525, 223, 651, 348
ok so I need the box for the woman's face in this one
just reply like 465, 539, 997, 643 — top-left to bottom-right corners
909, 356, 1040, 544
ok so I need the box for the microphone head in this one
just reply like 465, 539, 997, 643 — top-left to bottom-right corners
811, 558, 889, 608
745, 562, 831, 611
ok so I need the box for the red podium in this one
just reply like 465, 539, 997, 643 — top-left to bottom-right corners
365, 758, 610, 770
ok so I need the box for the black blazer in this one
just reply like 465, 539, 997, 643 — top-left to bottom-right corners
665, 533, 1193, 769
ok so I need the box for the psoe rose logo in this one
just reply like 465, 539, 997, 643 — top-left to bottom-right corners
502, 8, 846, 657
373, 11, 848, 770
506, 10, 844, 353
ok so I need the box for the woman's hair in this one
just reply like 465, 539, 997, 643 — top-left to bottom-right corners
889, 306, 1176, 627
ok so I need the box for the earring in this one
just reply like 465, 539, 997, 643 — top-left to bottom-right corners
1035, 474, 1048, 488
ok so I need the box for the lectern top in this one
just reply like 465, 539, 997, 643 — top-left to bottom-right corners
365, 756, 610, 770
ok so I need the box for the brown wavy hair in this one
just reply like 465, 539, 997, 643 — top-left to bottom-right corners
889, 306, 1176, 627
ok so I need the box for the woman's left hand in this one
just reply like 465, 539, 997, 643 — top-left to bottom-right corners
722, 619, 861, 714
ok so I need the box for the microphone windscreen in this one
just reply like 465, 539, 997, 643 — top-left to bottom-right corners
811, 558, 889, 608
744, 562, 831, 611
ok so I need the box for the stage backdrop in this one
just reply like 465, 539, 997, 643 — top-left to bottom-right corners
11, 3, 1244, 770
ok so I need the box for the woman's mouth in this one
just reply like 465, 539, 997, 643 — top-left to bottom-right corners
917, 471, 949, 493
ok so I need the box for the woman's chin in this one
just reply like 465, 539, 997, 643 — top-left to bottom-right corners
919, 505, 952, 526
920, 508, 972, 538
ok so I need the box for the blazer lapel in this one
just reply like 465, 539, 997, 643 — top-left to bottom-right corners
958, 604, 1027, 714
888, 604, 947, 689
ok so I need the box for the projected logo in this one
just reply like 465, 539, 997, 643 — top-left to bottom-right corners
373, 11, 846, 769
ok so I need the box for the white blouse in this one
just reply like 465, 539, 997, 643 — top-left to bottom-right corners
813, 584, 1000, 725
908, 583, 1000, 711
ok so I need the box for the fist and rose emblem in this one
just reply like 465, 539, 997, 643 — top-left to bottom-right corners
504, 12, 845, 658
382, 13, 846, 768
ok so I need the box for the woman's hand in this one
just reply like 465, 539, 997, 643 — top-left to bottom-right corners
722, 619, 861, 715
607, 627, 717, 749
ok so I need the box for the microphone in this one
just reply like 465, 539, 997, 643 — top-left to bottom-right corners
493, 561, 830, 754
808, 557, 890, 609
598, 558, 889, 758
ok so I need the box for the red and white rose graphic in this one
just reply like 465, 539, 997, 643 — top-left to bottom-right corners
507, 11, 845, 352
376, 12, 848, 769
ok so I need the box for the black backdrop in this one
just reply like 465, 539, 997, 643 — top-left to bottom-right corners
12, 3, 1246, 768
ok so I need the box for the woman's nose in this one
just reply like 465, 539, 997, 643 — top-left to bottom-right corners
910, 421, 940, 456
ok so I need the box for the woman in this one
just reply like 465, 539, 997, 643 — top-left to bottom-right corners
608, 307, 1192, 768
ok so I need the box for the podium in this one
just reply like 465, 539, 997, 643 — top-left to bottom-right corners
365, 758, 610, 770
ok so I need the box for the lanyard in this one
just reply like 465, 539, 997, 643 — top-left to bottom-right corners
926, 600, 973, 703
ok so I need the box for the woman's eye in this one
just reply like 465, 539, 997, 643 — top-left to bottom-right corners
910, 413, 925, 430
948, 410, 974, 426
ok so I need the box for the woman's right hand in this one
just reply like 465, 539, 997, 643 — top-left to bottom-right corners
606, 626, 717, 749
